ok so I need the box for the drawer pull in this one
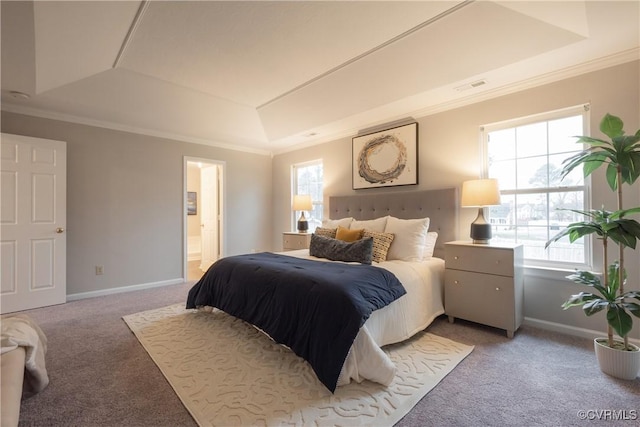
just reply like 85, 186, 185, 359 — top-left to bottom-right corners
454, 280, 459, 285
495, 260, 500, 265
495, 287, 501, 291
454, 256, 459, 260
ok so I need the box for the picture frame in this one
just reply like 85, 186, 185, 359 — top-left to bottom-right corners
352, 122, 418, 190
187, 192, 197, 215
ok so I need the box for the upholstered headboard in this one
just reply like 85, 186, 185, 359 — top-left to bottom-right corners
328, 188, 458, 259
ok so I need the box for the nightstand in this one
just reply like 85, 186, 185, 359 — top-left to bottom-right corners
444, 241, 524, 338
282, 232, 311, 251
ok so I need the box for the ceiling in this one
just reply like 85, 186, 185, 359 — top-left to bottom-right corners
1, 1, 639, 155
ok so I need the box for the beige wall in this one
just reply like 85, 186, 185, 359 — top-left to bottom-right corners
272, 60, 640, 339
1, 112, 273, 296
2, 60, 638, 338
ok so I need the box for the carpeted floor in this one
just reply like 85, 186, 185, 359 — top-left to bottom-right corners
11, 281, 640, 426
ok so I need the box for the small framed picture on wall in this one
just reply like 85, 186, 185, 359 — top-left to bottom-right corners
187, 192, 197, 215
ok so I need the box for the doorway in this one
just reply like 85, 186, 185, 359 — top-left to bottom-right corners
184, 157, 225, 281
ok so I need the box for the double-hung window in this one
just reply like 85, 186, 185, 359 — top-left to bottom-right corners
292, 160, 323, 232
484, 105, 590, 268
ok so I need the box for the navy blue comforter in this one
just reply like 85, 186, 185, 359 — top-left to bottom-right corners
186, 252, 406, 392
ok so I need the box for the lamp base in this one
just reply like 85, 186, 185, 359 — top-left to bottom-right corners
472, 238, 491, 245
297, 212, 309, 233
469, 208, 492, 244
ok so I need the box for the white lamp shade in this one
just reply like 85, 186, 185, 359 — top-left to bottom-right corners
461, 179, 501, 207
292, 194, 313, 211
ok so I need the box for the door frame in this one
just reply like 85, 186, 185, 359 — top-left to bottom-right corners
183, 156, 226, 281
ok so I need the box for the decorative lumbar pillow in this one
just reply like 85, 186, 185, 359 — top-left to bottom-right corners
309, 234, 373, 264
384, 216, 430, 261
322, 217, 354, 229
363, 230, 395, 263
314, 227, 337, 239
350, 216, 389, 233
336, 226, 364, 242
423, 231, 438, 259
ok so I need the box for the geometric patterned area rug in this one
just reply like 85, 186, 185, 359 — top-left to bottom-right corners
123, 304, 473, 427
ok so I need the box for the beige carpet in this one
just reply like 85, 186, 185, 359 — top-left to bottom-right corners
123, 304, 473, 427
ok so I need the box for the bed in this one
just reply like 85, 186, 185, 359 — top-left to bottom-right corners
187, 188, 458, 392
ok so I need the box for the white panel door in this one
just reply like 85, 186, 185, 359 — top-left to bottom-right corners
1, 133, 66, 314
199, 165, 218, 271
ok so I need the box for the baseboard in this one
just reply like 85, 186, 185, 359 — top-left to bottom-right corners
524, 317, 640, 346
66, 278, 185, 302
63, 287, 640, 346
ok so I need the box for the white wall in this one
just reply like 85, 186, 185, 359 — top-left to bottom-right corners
272, 60, 640, 339
1, 112, 273, 297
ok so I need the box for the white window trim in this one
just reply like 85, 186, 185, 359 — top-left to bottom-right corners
481, 104, 592, 270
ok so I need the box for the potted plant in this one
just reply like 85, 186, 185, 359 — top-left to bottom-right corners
546, 113, 640, 380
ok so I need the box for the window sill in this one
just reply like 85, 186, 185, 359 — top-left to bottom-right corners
524, 264, 601, 281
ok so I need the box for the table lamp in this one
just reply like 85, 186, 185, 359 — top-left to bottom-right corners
292, 194, 312, 233
461, 179, 501, 244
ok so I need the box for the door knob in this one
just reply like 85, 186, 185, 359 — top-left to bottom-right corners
56, 227, 65, 233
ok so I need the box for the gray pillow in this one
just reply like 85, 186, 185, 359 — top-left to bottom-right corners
309, 234, 373, 265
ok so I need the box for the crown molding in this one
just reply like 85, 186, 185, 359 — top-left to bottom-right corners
3, 49, 638, 158
0, 103, 272, 156
274, 48, 639, 156
409, 48, 640, 120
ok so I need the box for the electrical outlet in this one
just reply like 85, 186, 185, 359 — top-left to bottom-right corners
95, 265, 104, 275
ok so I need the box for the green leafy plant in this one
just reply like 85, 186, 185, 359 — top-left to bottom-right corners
546, 113, 640, 350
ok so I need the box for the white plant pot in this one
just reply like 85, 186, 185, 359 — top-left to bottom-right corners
594, 338, 640, 380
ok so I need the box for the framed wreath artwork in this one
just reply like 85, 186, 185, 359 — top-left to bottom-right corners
352, 122, 418, 190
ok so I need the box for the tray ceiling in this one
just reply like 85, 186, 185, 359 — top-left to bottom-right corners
1, 1, 638, 154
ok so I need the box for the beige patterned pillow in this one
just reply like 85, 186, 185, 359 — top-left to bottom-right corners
314, 227, 337, 238
363, 230, 395, 263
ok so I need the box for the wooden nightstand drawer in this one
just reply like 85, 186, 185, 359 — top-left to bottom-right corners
445, 269, 515, 331
445, 245, 514, 277
444, 241, 524, 338
282, 233, 311, 251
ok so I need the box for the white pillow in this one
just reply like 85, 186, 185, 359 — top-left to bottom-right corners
322, 217, 353, 228
384, 216, 430, 261
423, 231, 438, 259
350, 216, 389, 233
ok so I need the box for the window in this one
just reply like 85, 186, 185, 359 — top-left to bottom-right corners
292, 160, 323, 232
484, 105, 590, 268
